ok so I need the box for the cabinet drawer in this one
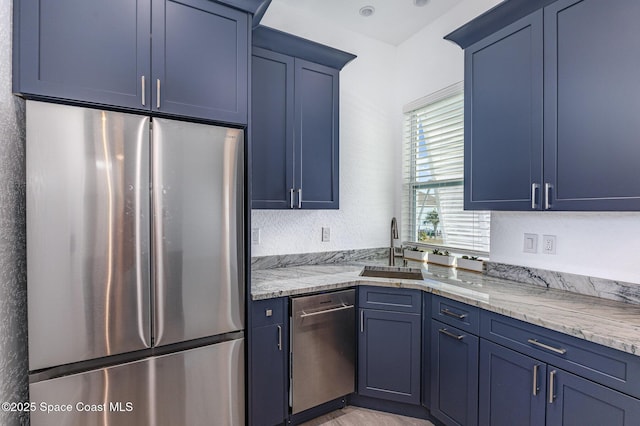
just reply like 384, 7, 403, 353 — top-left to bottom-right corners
432, 295, 479, 335
358, 286, 421, 314
481, 310, 640, 399
251, 297, 286, 328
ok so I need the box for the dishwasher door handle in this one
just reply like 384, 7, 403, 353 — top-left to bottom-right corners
299, 303, 354, 318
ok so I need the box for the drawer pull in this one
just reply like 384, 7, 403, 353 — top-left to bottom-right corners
441, 308, 467, 320
548, 370, 557, 404
527, 338, 567, 355
439, 328, 464, 340
300, 303, 354, 318
532, 364, 539, 396
277, 325, 282, 351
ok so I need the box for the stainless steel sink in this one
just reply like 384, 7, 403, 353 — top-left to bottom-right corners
359, 265, 423, 280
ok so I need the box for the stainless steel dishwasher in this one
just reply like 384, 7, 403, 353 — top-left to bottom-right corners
290, 289, 356, 414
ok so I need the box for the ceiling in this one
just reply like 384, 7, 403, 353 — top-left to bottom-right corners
268, 0, 465, 46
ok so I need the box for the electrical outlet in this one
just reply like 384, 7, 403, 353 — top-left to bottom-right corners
523, 233, 538, 253
543, 235, 556, 254
322, 227, 330, 242
251, 228, 260, 245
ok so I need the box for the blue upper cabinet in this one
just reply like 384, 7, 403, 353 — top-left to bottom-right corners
543, 0, 640, 210
463, 11, 543, 211
152, 0, 248, 123
251, 48, 295, 209
295, 59, 339, 209
14, 0, 249, 124
251, 26, 355, 210
13, 0, 151, 110
447, 0, 640, 211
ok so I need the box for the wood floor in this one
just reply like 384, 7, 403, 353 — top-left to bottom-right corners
300, 406, 435, 426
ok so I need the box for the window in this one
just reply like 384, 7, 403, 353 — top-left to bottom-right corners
402, 83, 490, 253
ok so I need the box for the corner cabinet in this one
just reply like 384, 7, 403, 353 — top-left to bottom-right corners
430, 296, 479, 426
250, 297, 289, 426
357, 286, 422, 405
13, 0, 250, 124
251, 26, 355, 210
448, 0, 640, 211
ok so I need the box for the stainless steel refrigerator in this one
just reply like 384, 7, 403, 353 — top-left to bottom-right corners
26, 100, 245, 425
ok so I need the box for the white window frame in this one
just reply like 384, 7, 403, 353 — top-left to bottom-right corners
402, 82, 490, 256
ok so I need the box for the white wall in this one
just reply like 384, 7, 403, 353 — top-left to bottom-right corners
394, 0, 640, 284
253, 3, 398, 256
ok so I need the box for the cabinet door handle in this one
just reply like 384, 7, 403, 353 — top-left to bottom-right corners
141, 76, 146, 106
527, 338, 567, 355
156, 79, 161, 109
289, 188, 295, 209
439, 328, 464, 340
360, 309, 364, 333
532, 364, 539, 396
441, 308, 467, 320
548, 370, 557, 404
277, 325, 282, 351
531, 183, 539, 209
544, 183, 551, 210
297, 188, 302, 209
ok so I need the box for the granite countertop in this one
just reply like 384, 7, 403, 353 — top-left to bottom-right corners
251, 258, 640, 356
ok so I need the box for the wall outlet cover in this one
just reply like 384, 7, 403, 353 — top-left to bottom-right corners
543, 234, 556, 255
251, 228, 260, 245
322, 227, 330, 242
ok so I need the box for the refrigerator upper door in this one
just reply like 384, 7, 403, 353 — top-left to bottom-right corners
26, 101, 152, 371
152, 118, 244, 347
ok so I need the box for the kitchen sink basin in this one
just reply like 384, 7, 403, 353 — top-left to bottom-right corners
359, 265, 423, 280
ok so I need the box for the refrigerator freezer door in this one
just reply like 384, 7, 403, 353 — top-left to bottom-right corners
26, 101, 151, 371
152, 119, 244, 347
153, 338, 245, 426
29, 339, 244, 426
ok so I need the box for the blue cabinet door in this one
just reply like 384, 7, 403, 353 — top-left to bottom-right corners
479, 340, 546, 426
431, 320, 479, 426
463, 10, 543, 211
251, 48, 295, 209
546, 367, 640, 426
543, 0, 640, 210
152, 0, 248, 124
358, 309, 421, 405
251, 298, 288, 426
14, 0, 151, 110
294, 59, 340, 209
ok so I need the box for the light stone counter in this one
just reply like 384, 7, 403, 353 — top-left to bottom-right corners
251, 259, 640, 356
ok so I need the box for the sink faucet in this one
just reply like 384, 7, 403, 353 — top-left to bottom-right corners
389, 217, 398, 266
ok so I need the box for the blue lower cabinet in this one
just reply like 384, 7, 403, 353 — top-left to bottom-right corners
479, 340, 546, 426
431, 320, 479, 426
546, 368, 640, 426
251, 298, 288, 426
358, 309, 421, 405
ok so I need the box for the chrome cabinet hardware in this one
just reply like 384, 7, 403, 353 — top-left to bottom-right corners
439, 328, 464, 340
277, 325, 282, 351
156, 79, 161, 109
441, 308, 467, 320
544, 183, 551, 210
360, 309, 364, 333
297, 188, 302, 209
289, 188, 295, 209
527, 338, 567, 355
548, 370, 557, 403
300, 303, 354, 319
141, 76, 146, 106
532, 364, 540, 396
531, 183, 540, 209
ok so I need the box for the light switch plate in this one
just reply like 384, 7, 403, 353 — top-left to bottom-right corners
251, 228, 260, 245
523, 233, 538, 253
